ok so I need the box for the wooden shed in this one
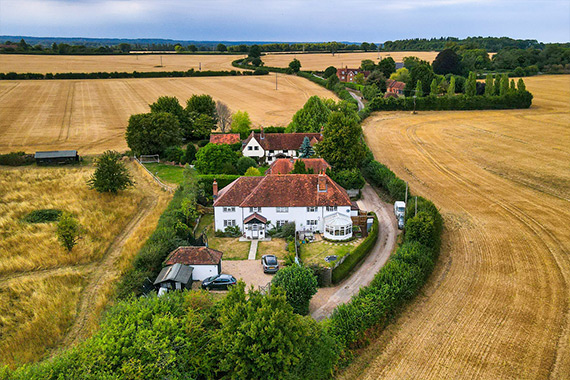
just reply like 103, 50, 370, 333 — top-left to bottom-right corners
35, 150, 79, 165
153, 263, 193, 291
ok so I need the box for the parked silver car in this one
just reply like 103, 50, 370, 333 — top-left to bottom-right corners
398, 215, 405, 230
261, 255, 279, 274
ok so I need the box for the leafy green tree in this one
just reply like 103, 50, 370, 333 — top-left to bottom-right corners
494, 75, 502, 95
56, 212, 82, 252
362, 84, 380, 101
164, 146, 185, 162
316, 109, 366, 170
272, 264, 318, 315
149, 96, 190, 138
465, 72, 477, 96
500, 73, 509, 96
186, 94, 218, 124
430, 78, 438, 95
517, 78, 526, 92
248, 44, 261, 58
377, 57, 396, 77
325, 73, 340, 89
244, 167, 261, 176
194, 143, 237, 174
509, 79, 517, 94
432, 48, 463, 75
365, 70, 387, 92
185, 143, 197, 163
88, 151, 134, 193
190, 113, 216, 139
390, 67, 410, 82
405, 211, 436, 248
354, 72, 365, 85
328, 168, 365, 189
230, 110, 252, 136
447, 76, 456, 97
360, 59, 376, 71
485, 74, 494, 96
298, 136, 315, 158
323, 66, 337, 79
126, 112, 182, 155
415, 80, 423, 97
187, 44, 197, 52
291, 159, 308, 174
237, 156, 257, 174
289, 58, 301, 73
360, 42, 370, 52
407, 63, 434, 96
216, 43, 227, 52
287, 96, 331, 133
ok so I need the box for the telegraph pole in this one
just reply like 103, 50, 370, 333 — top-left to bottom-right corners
405, 182, 408, 204
275, 72, 278, 90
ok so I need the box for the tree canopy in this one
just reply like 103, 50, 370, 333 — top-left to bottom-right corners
287, 96, 331, 133
272, 264, 318, 315
432, 48, 463, 75
87, 150, 134, 193
230, 110, 252, 136
125, 112, 182, 155
194, 143, 237, 174
289, 58, 301, 72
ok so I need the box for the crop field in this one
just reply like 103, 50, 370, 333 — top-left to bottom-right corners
262, 51, 440, 71
0, 162, 171, 367
0, 75, 336, 154
0, 53, 245, 74
341, 75, 570, 379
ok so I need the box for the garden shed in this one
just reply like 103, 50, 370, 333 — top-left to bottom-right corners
153, 263, 193, 291
164, 246, 223, 281
35, 150, 79, 165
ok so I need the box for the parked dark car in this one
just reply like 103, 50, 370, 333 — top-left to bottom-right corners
398, 214, 405, 230
261, 254, 279, 274
201, 274, 237, 290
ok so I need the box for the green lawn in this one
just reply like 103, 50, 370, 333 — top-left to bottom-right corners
200, 215, 250, 260
300, 240, 358, 267
257, 238, 288, 260
143, 163, 185, 185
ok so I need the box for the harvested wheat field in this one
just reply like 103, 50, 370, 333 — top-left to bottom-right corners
0, 53, 245, 74
0, 162, 171, 367
0, 75, 336, 154
339, 75, 570, 379
262, 51, 440, 71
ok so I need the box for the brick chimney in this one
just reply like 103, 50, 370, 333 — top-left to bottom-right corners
213, 179, 218, 198
318, 173, 327, 192
260, 125, 265, 139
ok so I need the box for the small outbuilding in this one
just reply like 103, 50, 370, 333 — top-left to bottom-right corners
35, 150, 79, 165
164, 246, 223, 281
154, 263, 193, 291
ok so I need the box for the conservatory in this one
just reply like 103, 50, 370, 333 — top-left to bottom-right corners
324, 213, 353, 241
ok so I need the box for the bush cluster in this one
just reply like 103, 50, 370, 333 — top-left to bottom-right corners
22, 209, 62, 223
331, 214, 378, 284
297, 71, 357, 105
368, 91, 533, 111
361, 159, 407, 200
0, 69, 268, 81
197, 174, 240, 197
0, 151, 34, 166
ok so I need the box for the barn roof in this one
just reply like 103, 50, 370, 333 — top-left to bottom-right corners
154, 263, 193, 285
209, 133, 241, 145
243, 132, 322, 151
35, 150, 78, 159
165, 246, 223, 266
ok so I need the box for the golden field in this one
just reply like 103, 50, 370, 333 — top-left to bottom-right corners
341, 75, 570, 379
262, 51, 440, 70
0, 162, 171, 366
0, 53, 245, 74
0, 75, 336, 154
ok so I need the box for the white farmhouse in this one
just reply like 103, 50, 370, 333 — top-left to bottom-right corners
213, 174, 353, 241
242, 130, 323, 163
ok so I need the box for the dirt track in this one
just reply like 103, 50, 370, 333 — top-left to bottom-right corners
340, 75, 570, 379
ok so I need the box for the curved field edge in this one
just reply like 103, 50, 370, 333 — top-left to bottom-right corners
339, 75, 570, 379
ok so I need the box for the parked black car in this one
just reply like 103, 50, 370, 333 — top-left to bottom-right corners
261, 254, 279, 274
201, 274, 237, 290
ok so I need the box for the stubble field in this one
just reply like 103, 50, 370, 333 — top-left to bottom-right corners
341, 75, 570, 379
0, 75, 336, 154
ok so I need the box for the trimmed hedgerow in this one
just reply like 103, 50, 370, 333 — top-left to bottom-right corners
22, 209, 63, 223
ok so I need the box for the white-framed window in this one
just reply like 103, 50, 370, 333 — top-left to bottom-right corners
307, 220, 318, 226
307, 206, 317, 212
223, 207, 235, 212
276, 207, 288, 213
254, 146, 259, 150
269, 150, 274, 154
326, 206, 337, 212
276, 220, 288, 227
248, 146, 253, 151
249, 207, 261, 213
224, 220, 236, 227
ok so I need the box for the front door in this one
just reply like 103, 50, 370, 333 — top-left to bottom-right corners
252, 224, 259, 239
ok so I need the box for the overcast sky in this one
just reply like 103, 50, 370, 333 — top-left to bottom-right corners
1, 0, 569, 43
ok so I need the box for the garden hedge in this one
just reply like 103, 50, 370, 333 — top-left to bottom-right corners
197, 174, 240, 196
331, 213, 378, 284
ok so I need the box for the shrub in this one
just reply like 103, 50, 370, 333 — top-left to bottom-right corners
194, 143, 238, 174
405, 211, 437, 249
197, 174, 240, 197
87, 150, 134, 194
244, 167, 261, 176
270, 222, 295, 238
0, 151, 34, 166
327, 168, 365, 190
236, 156, 257, 175
56, 212, 82, 252
185, 143, 197, 163
215, 225, 241, 237
331, 213, 378, 284
163, 146, 184, 163
272, 264, 318, 315
23, 209, 62, 223
387, 177, 406, 200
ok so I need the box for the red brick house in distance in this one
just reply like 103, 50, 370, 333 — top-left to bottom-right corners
336, 67, 370, 83
386, 79, 406, 96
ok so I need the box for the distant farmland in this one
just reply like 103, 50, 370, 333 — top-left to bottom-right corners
341, 75, 570, 379
0, 75, 337, 154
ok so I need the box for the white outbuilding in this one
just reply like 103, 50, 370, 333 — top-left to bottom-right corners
164, 246, 223, 281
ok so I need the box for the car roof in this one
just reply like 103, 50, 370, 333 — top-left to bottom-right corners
218, 274, 234, 279
263, 254, 277, 259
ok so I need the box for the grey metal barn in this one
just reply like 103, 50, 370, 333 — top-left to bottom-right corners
35, 150, 79, 165
153, 263, 193, 291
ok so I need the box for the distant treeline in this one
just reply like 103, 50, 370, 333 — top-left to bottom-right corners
383, 36, 557, 52
0, 69, 267, 80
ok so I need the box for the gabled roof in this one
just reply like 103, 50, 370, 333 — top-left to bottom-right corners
242, 133, 322, 151
209, 133, 241, 145
35, 150, 78, 159
154, 263, 193, 285
244, 212, 267, 224
214, 174, 351, 208
386, 79, 406, 90
266, 158, 331, 175
165, 246, 223, 266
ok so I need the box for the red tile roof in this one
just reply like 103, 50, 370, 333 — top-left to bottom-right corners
386, 79, 406, 91
209, 133, 241, 145
165, 246, 223, 266
244, 212, 267, 224
214, 174, 351, 208
266, 158, 331, 175
242, 132, 322, 151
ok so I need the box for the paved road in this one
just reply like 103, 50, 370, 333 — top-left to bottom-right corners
310, 184, 398, 321
348, 90, 365, 111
